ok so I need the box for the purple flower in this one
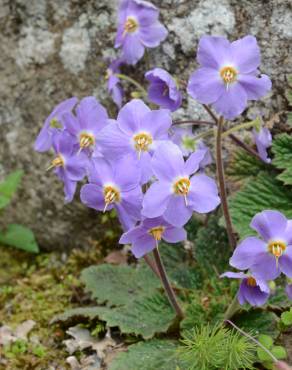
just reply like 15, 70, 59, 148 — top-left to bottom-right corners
187, 35, 272, 120
230, 210, 292, 281
115, 0, 167, 65
63, 97, 109, 157
252, 126, 272, 163
50, 131, 88, 202
119, 216, 186, 258
34, 97, 78, 152
145, 68, 182, 111
106, 59, 124, 108
97, 99, 172, 184
221, 271, 270, 306
285, 284, 292, 300
80, 156, 142, 231
142, 141, 220, 227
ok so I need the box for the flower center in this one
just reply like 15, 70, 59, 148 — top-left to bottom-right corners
133, 132, 153, 157
246, 277, 257, 287
268, 241, 286, 258
149, 226, 165, 241
124, 17, 139, 34
79, 133, 95, 149
173, 177, 190, 195
47, 155, 64, 171
103, 185, 120, 212
220, 66, 238, 86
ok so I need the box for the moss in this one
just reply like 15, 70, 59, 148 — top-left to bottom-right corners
0, 245, 103, 369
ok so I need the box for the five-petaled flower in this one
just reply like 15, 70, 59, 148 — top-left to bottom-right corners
221, 271, 270, 306
97, 99, 172, 184
115, 0, 167, 65
230, 210, 292, 280
49, 131, 88, 203
145, 68, 182, 111
63, 96, 109, 158
119, 216, 187, 258
142, 141, 220, 227
80, 156, 143, 231
34, 97, 78, 153
252, 126, 272, 163
187, 35, 272, 120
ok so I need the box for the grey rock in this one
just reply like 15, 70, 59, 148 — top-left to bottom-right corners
0, 0, 291, 250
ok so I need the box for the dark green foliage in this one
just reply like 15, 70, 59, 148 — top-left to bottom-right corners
268, 287, 291, 310
229, 172, 292, 239
281, 308, 292, 326
193, 214, 230, 276
272, 133, 292, 185
227, 148, 268, 182
233, 310, 279, 339
81, 264, 160, 306
109, 339, 182, 370
257, 334, 287, 369
179, 323, 256, 370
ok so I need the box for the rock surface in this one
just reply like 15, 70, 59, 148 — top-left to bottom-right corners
0, 0, 291, 250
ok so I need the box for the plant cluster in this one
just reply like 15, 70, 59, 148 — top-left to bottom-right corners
33, 0, 292, 368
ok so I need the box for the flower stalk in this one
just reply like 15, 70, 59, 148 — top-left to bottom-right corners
215, 116, 236, 250
115, 73, 147, 95
153, 247, 184, 319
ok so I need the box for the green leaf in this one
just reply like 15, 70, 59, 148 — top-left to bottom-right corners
257, 347, 272, 362
227, 148, 268, 182
234, 310, 279, 339
52, 306, 106, 323
100, 293, 176, 339
109, 339, 182, 370
268, 288, 291, 310
272, 346, 287, 360
258, 334, 273, 349
81, 264, 160, 306
281, 309, 292, 326
229, 172, 292, 239
272, 134, 292, 185
0, 170, 23, 209
193, 215, 230, 276
0, 224, 39, 253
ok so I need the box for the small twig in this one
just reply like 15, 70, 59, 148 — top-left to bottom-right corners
225, 320, 278, 363
153, 247, 184, 319
173, 120, 215, 126
203, 104, 218, 123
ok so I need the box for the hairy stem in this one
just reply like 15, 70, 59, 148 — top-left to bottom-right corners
225, 320, 278, 363
153, 247, 184, 319
143, 254, 160, 278
215, 116, 236, 250
221, 117, 261, 138
115, 73, 147, 95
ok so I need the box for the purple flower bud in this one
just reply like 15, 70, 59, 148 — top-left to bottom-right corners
230, 210, 292, 281
145, 68, 182, 111
221, 271, 270, 306
34, 97, 78, 152
63, 96, 109, 158
80, 156, 142, 231
252, 126, 272, 163
97, 99, 172, 184
119, 216, 187, 258
187, 35, 272, 120
142, 142, 220, 227
106, 59, 124, 108
50, 131, 88, 203
115, 0, 167, 65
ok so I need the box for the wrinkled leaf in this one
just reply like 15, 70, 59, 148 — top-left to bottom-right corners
281, 309, 292, 326
0, 224, 39, 253
272, 134, 292, 185
109, 339, 182, 370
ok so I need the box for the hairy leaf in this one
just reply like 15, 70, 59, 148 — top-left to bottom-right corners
234, 310, 279, 339
229, 172, 292, 239
109, 339, 182, 370
272, 134, 292, 185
